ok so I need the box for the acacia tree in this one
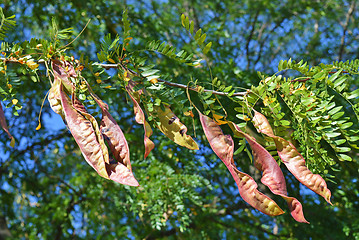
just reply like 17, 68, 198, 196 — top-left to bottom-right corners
1, 1, 359, 239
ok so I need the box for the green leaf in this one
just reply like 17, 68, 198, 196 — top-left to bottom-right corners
142, 69, 160, 77
312, 71, 326, 81
325, 132, 341, 138
331, 111, 344, 120
223, 86, 232, 92
280, 120, 290, 126
336, 147, 351, 152
203, 42, 212, 54
333, 76, 347, 89
278, 60, 283, 71
158, 41, 166, 51
328, 106, 343, 115
205, 99, 215, 105
146, 75, 160, 81
197, 33, 206, 45
181, 14, 185, 27
190, 21, 194, 34
338, 154, 352, 161
184, 16, 190, 31
176, 50, 185, 57
202, 91, 213, 100
228, 89, 236, 96
349, 136, 359, 142
340, 122, 353, 129
348, 88, 359, 99
334, 139, 346, 145
327, 69, 342, 83
194, 29, 202, 41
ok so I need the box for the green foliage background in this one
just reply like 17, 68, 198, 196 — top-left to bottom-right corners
0, 0, 359, 239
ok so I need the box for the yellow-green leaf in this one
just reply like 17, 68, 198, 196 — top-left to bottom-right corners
153, 106, 198, 150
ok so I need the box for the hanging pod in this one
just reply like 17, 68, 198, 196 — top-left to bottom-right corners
125, 86, 155, 159
49, 60, 138, 186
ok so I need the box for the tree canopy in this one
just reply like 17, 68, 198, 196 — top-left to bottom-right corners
1, 0, 359, 239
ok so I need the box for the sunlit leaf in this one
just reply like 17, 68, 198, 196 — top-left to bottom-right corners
153, 105, 198, 150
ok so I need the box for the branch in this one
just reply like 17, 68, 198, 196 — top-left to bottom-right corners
1, 58, 247, 97
338, 0, 356, 61
245, 9, 260, 70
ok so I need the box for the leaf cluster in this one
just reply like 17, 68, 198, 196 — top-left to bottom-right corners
0, 7, 15, 41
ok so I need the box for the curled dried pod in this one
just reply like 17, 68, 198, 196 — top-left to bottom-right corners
126, 87, 155, 159
89, 88, 139, 186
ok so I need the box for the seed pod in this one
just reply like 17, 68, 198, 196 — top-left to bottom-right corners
90, 90, 139, 186
244, 129, 308, 223
252, 110, 332, 205
153, 105, 198, 150
59, 84, 109, 179
230, 166, 285, 216
199, 113, 284, 216
199, 112, 233, 166
126, 87, 155, 159
48, 78, 65, 119
51, 60, 76, 93
51, 61, 138, 186
72, 93, 110, 165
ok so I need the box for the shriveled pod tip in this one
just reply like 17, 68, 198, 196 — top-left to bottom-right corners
106, 162, 139, 186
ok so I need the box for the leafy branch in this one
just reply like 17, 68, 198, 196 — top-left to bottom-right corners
0, 7, 16, 41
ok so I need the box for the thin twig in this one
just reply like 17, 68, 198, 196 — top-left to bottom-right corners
1, 58, 247, 96
291, 78, 310, 83
245, 9, 260, 70
60, 19, 91, 49
96, 63, 247, 96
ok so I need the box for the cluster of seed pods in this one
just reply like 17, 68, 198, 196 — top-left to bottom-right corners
43, 60, 332, 223
198, 110, 332, 223
49, 60, 138, 186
